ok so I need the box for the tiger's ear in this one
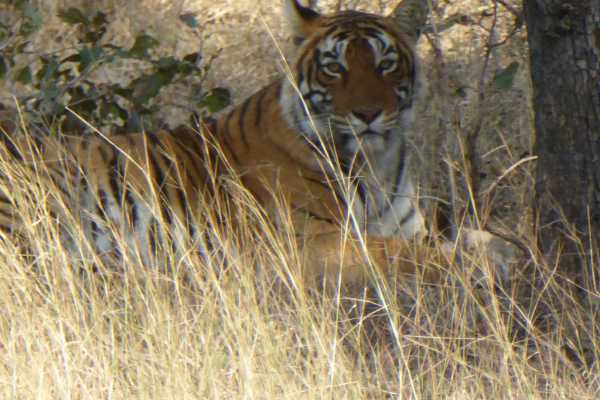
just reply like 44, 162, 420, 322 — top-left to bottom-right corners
284, 0, 321, 46
389, 0, 430, 42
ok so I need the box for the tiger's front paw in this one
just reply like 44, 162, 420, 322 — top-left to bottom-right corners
460, 228, 519, 283
442, 229, 519, 283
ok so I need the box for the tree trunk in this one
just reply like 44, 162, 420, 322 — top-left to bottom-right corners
524, 0, 600, 272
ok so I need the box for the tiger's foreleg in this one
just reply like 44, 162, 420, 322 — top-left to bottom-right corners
299, 232, 450, 286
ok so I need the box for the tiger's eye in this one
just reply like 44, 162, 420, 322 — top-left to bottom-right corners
378, 59, 397, 72
323, 62, 344, 75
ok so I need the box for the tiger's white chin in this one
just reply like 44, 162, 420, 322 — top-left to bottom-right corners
343, 131, 387, 154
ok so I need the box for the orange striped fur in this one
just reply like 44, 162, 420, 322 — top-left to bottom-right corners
0, 1, 515, 283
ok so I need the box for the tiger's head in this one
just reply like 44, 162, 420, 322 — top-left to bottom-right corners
281, 0, 428, 156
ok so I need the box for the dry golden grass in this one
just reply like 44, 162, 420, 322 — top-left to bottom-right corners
0, 1, 598, 399
0, 130, 598, 399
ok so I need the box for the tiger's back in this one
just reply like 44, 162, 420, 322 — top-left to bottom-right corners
0, 128, 220, 262
0, 76, 373, 265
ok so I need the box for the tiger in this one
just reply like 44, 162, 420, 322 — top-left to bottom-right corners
0, 0, 515, 283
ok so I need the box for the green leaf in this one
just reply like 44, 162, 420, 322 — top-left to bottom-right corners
0, 56, 6, 79
183, 52, 202, 65
59, 68, 75, 81
125, 111, 143, 132
84, 27, 107, 44
20, 5, 43, 35
78, 46, 104, 71
74, 98, 97, 115
176, 62, 196, 75
0, 21, 9, 40
11, 0, 29, 12
110, 102, 128, 121
200, 87, 231, 113
68, 86, 97, 116
155, 56, 179, 71
16, 66, 32, 84
58, 7, 89, 25
99, 99, 128, 122
25, 5, 43, 25
37, 57, 60, 82
82, 12, 109, 43
129, 34, 160, 58
92, 12, 108, 27
16, 41, 30, 53
130, 72, 172, 105
493, 62, 520, 90
67, 86, 87, 104
41, 83, 61, 101
454, 86, 467, 98
62, 53, 81, 63
109, 84, 134, 99
179, 13, 199, 29
155, 56, 193, 78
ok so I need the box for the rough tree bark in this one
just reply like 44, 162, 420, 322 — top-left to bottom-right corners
524, 0, 600, 272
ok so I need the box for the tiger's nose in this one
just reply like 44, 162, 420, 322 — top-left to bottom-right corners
352, 107, 382, 124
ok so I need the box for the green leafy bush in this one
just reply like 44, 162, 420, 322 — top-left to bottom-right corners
0, 2, 230, 133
